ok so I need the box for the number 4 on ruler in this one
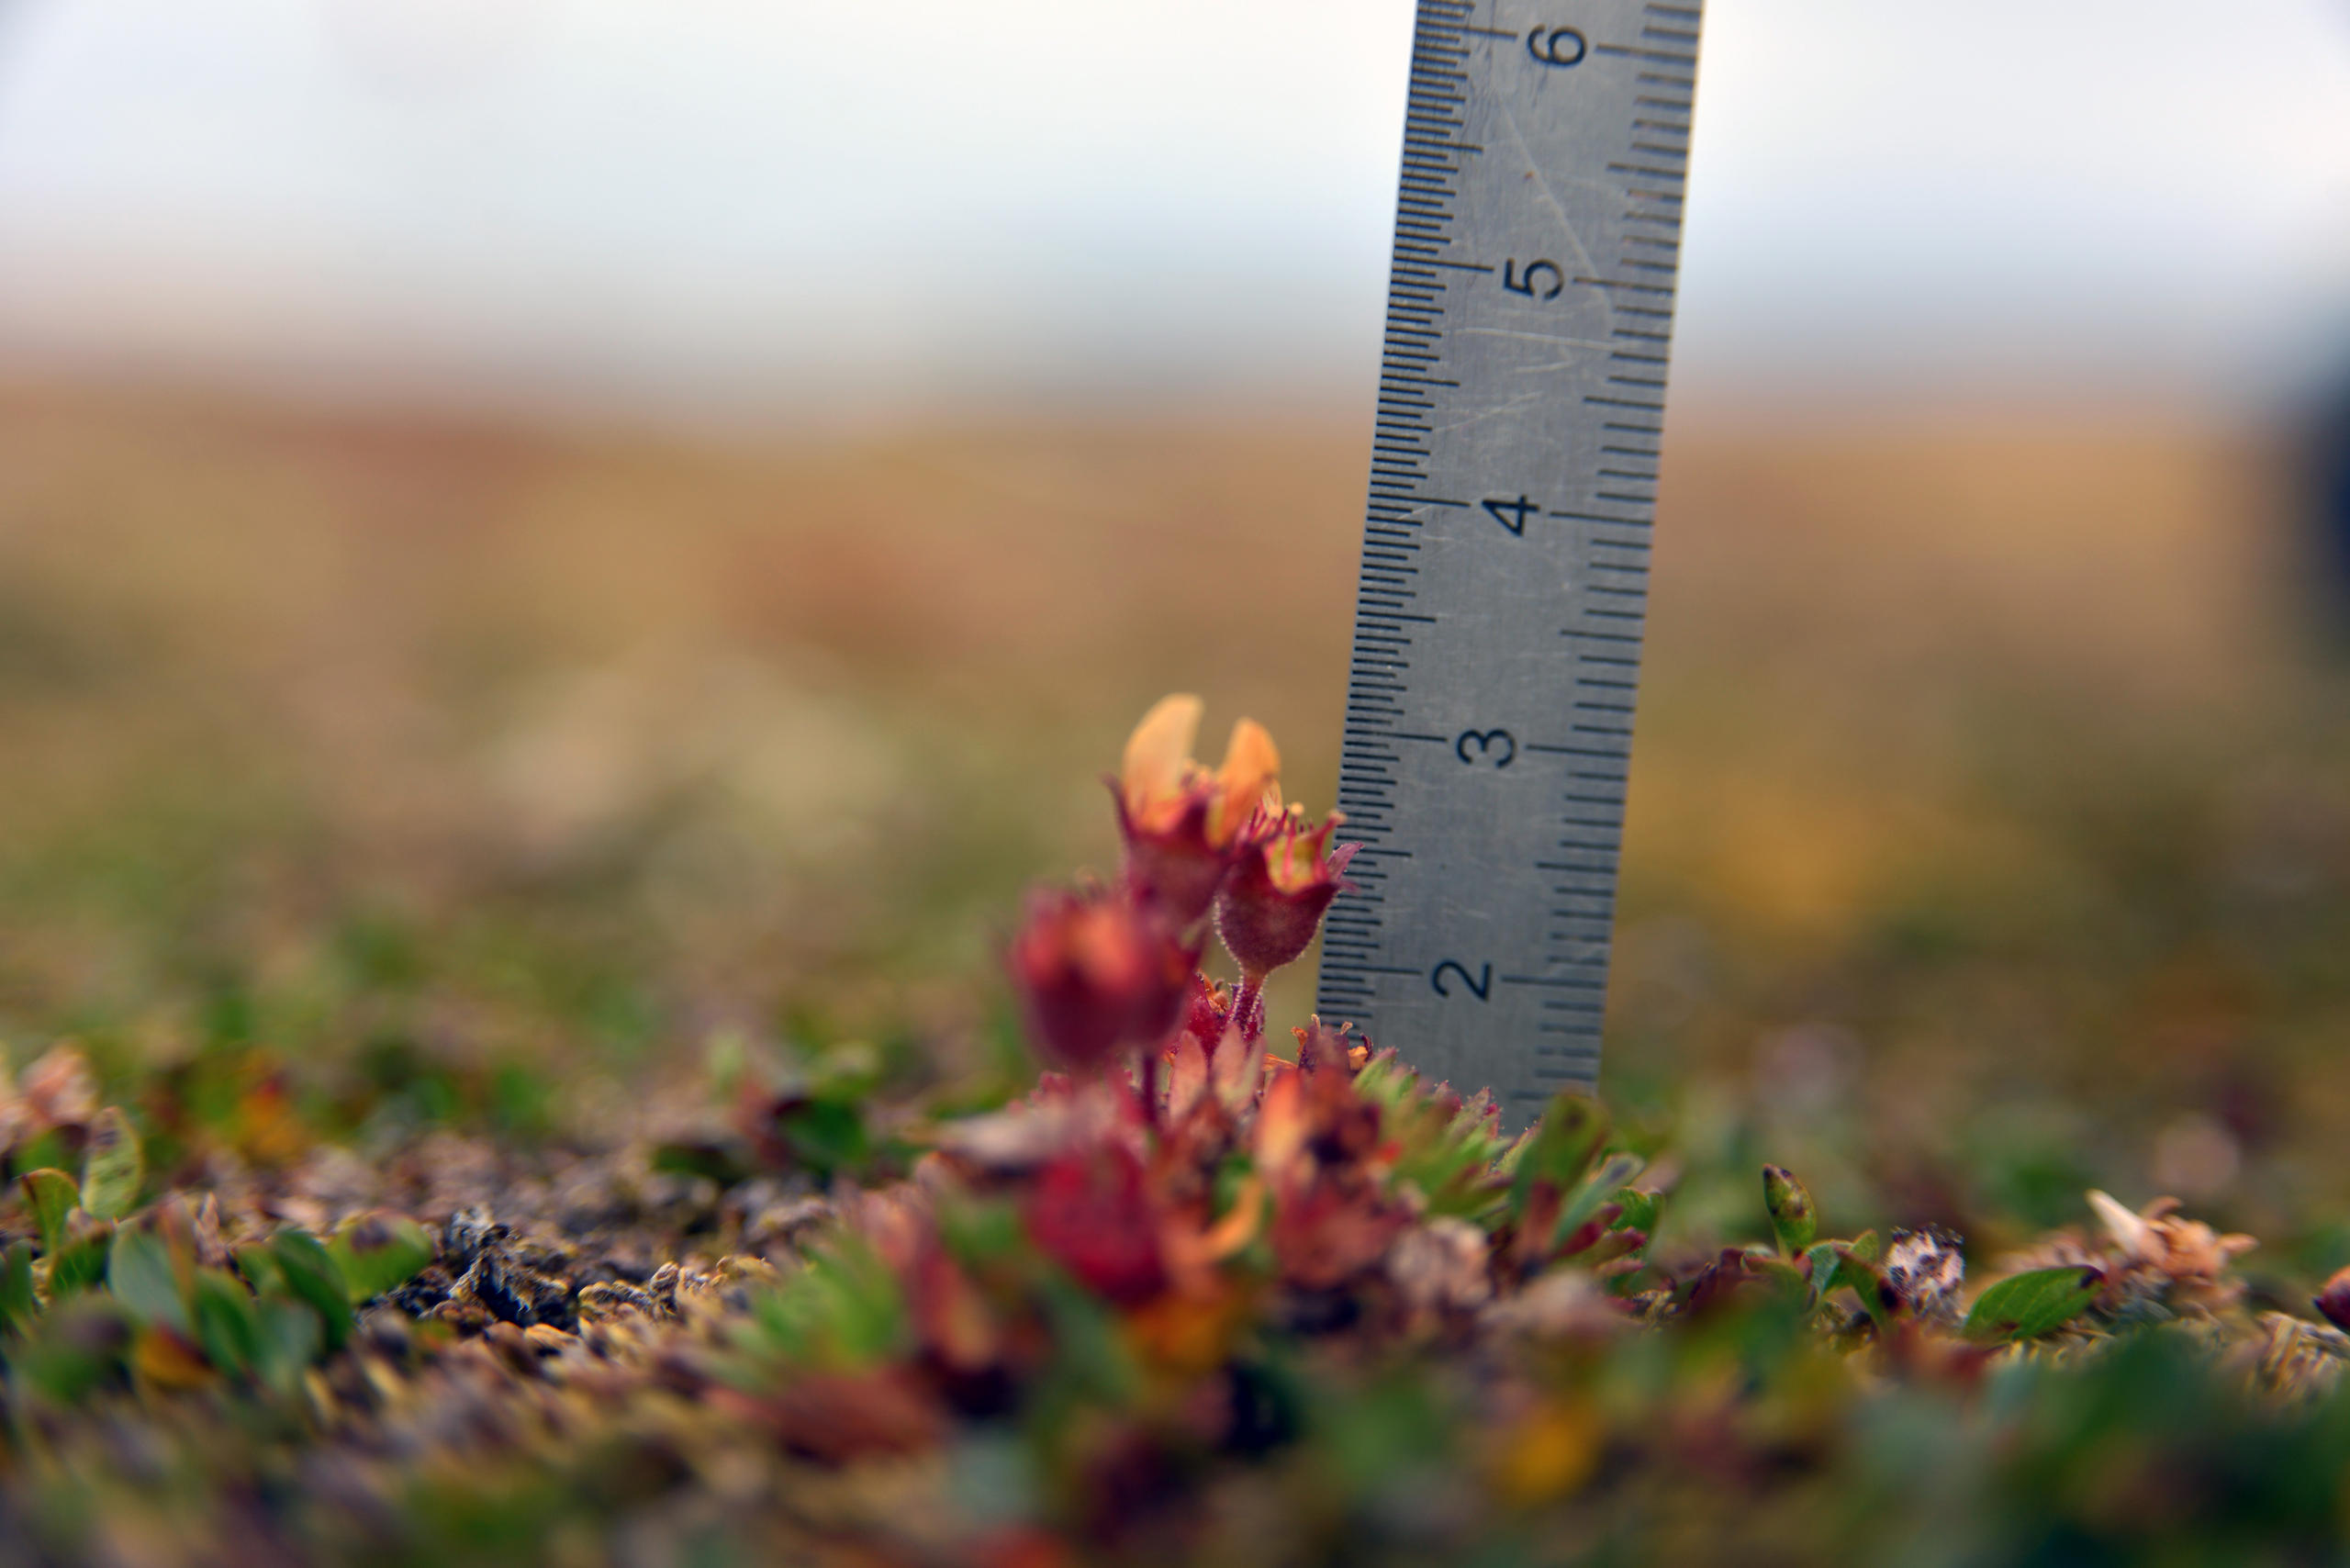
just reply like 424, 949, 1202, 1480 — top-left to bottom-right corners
1482, 495, 1538, 536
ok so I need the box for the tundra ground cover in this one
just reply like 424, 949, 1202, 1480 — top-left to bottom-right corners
0, 386, 2346, 1562
0, 694, 2347, 1566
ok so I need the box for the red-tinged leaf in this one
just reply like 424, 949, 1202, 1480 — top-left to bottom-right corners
1163, 1032, 1209, 1125
911, 1243, 998, 1374
1510, 1093, 1609, 1223
1680, 1246, 1760, 1316
1024, 1142, 1168, 1305
1209, 1023, 1259, 1114
1552, 1203, 1625, 1260
711, 1370, 948, 1466
1742, 1249, 1810, 1301
1270, 1178, 1409, 1293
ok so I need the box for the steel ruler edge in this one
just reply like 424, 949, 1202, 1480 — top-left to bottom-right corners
1314, 0, 1704, 1125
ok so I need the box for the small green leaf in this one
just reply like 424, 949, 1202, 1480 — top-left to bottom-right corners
1846, 1228, 1883, 1264
48, 1215, 115, 1296
79, 1109, 145, 1222
649, 1140, 748, 1185
1510, 1093, 1610, 1220
327, 1212, 434, 1305
747, 1235, 906, 1371
6, 1295, 132, 1404
268, 1231, 352, 1350
252, 1297, 323, 1394
189, 1268, 263, 1376
1962, 1265, 2106, 1344
1553, 1152, 1645, 1245
106, 1227, 191, 1335
1824, 1243, 1895, 1327
1762, 1165, 1818, 1256
1802, 1241, 1841, 1307
1611, 1189, 1663, 1236
0, 1241, 37, 1336
12, 1129, 69, 1181
232, 1242, 285, 1297
1742, 1249, 1810, 1301
19, 1169, 79, 1255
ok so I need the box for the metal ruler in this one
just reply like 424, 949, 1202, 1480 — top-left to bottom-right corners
1315, 0, 1702, 1122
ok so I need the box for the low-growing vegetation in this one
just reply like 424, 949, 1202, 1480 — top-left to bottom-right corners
4, 698, 2349, 1566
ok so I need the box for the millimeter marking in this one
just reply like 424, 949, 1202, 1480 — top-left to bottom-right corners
1315, 0, 1703, 1125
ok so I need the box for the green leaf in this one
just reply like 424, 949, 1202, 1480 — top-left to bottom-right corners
1510, 1092, 1610, 1222
1360, 1067, 1516, 1221
327, 1212, 434, 1305
189, 1268, 263, 1376
1962, 1265, 2106, 1344
78, 1109, 145, 1222
18, 1169, 79, 1256
6, 1295, 131, 1404
251, 1297, 323, 1394
1822, 1242, 1894, 1327
937, 1196, 1023, 1263
268, 1231, 353, 1350
778, 1096, 871, 1178
106, 1227, 191, 1335
48, 1215, 115, 1296
1762, 1165, 1818, 1256
0, 1241, 37, 1337
1802, 1241, 1842, 1307
1611, 1189, 1664, 1236
1742, 1249, 1810, 1301
1553, 1152, 1645, 1246
12, 1129, 69, 1182
232, 1242, 285, 1297
745, 1236, 905, 1371
649, 1140, 748, 1185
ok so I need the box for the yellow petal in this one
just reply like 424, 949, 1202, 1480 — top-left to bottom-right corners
1212, 719, 1281, 840
1123, 694, 1203, 814
2087, 1190, 2151, 1259
1490, 1398, 1602, 1506
1255, 1069, 1308, 1180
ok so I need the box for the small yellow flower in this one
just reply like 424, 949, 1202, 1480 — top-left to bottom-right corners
1113, 695, 1281, 924
1120, 694, 1279, 847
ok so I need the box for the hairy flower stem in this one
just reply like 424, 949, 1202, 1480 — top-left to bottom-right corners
1234, 976, 1266, 1047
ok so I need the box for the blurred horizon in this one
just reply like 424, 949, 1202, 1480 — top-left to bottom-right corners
1, 0, 2347, 429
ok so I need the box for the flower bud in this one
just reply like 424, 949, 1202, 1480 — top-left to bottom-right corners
1762, 1164, 1817, 1256
2316, 1264, 2350, 1334
1181, 974, 1233, 1048
1009, 886, 1197, 1072
1214, 810, 1358, 980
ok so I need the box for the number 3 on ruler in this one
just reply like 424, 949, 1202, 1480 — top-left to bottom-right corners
1431, 960, 1493, 1001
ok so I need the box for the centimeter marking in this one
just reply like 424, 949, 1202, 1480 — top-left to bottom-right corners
1315, 0, 1703, 1125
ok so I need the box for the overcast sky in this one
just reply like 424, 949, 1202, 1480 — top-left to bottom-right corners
0, 0, 2345, 420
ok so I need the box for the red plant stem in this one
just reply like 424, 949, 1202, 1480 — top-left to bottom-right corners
1234, 975, 1266, 1047
1137, 1046, 1161, 1129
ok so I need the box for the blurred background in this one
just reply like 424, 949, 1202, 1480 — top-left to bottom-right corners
2, 0, 2349, 1260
